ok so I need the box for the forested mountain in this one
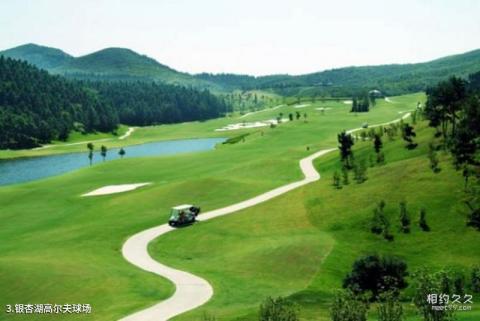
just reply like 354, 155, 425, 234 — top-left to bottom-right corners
0, 44, 73, 69
2, 44, 479, 96
0, 45, 218, 90
196, 49, 480, 96
88, 81, 229, 126
0, 56, 117, 149
0, 57, 229, 149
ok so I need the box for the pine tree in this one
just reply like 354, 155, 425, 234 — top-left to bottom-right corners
419, 208, 430, 232
399, 201, 411, 233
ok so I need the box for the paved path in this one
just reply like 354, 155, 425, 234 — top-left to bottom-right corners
119, 127, 136, 140
119, 148, 336, 321
33, 127, 135, 150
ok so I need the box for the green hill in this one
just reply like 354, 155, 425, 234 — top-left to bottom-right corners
2, 44, 480, 95
0, 44, 218, 89
0, 43, 73, 69
196, 49, 480, 96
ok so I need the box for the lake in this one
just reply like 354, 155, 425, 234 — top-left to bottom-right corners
0, 138, 224, 186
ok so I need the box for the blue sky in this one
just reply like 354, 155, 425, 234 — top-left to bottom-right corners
0, 0, 479, 75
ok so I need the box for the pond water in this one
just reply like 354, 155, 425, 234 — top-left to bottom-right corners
0, 138, 224, 186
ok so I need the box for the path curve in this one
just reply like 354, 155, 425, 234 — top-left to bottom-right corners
120, 148, 336, 321
120, 113, 412, 321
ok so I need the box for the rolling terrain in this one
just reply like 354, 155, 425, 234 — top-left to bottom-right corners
1, 93, 478, 320
2, 44, 480, 95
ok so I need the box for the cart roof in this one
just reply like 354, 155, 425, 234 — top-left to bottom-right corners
172, 204, 193, 210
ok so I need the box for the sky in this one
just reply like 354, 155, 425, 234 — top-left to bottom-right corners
0, 0, 479, 76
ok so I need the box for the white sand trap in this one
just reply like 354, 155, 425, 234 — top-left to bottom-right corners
343, 100, 353, 104
215, 118, 288, 131
293, 104, 310, 108
239, 105, 285, 119
315, 107, 332, 111
385, 97, 394, 103
82, 183, 151, 196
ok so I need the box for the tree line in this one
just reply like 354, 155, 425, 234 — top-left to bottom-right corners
424, 72, 480, 230
0, 56, 230, 149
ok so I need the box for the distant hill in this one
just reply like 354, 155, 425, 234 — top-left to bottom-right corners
0, 44, 218, 90
0, 43, 73, 69
2, 43, 480, 95
196, 49, 480, 96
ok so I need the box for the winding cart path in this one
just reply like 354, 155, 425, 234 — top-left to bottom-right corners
120, 148, 335, 321
120, 112, 411, 321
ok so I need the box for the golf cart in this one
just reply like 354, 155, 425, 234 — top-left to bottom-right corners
168, 204, 201, 227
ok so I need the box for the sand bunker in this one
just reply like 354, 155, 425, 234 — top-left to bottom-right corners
343, 100, 353, 104
215, 118, 288, 131
315, 107, 332, 111
82, 183, 151, 196
293, 104, 310, 108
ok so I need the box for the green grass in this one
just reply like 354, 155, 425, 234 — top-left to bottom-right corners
147, 120, 479, 321
1, 93, 477, 320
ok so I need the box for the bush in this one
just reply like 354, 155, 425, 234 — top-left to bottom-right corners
259, 297, 298, 321
377, 292, 403, 321
419, 208, 430, 232
223, 133, 250, 144
412, 269, 456, 321
399, 201, 411, 233
371, 200, 386, 235
330, 291, 368, 321
343, 255, 408, 299
471, 266, 480, 293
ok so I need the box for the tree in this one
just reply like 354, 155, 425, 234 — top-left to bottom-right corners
330, 290, 368, 321
333, 171, 342, 189
419, 208, 430, 232
295, 111, 301, 120
377, 292, 403, 321
119, 147, 126, 158
377, 152, 385, 165
342, 166, 350, 185
303, 112, 308, 122
343, 254, 408, 299
100, 145, 108, 162
259, 297, 298, 321
428, 143, 441, 173
472, 266, 480, 293
288, 113, 293, 121
338, 131, 355, 169
402, 123, 417, 149
399, 201, 410, 233
425, 76, 466, 141
354, 160, 367, 184
371, 201, 386, 235
412, 269, 456, 321
87, 143, 94, 166
374, 134, 383, 154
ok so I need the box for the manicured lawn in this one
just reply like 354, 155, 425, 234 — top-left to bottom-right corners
4, 93, 476, 321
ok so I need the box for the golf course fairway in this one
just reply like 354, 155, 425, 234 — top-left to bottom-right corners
1, 93, 478, 320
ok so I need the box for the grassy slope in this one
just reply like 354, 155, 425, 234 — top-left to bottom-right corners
3, 93, 476, 321
149, 122, 480, 319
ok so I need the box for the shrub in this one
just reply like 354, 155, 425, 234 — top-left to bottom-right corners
371, 200, 386, 235
377, 292, 403, 321
399, 201, 411, 233
412, 269, 456, 321
343, 254, 408, 299
333, 171, 342, 189
330, 291, 368, 321
419, 208, 430, 231
259, 297, 298, 321
471, 266, 480, 293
